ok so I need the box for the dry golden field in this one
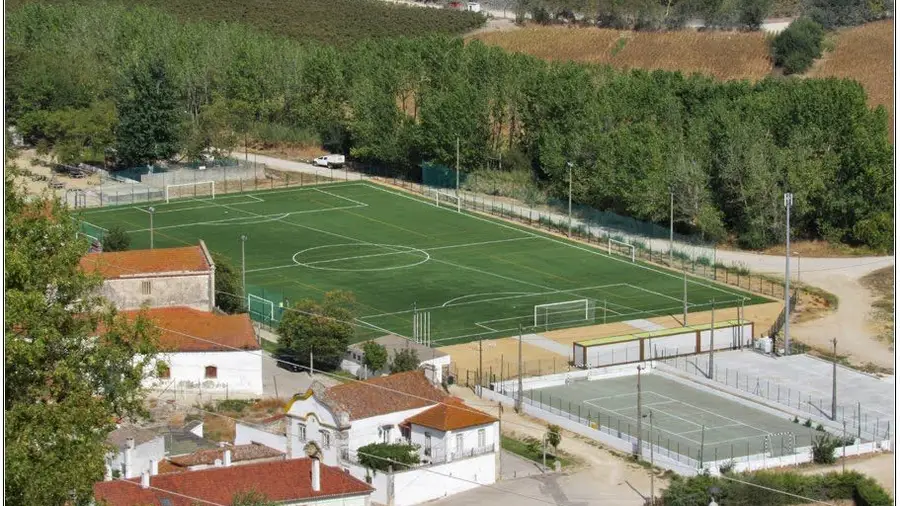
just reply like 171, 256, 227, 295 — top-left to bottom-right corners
472, 26, 774, 80
810, 20, 893, 126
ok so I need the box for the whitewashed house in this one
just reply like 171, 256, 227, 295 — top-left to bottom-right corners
80, 242, 215, 311
94, 456, 373, 506
283, 370, 499, 506
343, 334, 452, 383
129, 307, 264, 395
106, 427, 166, 479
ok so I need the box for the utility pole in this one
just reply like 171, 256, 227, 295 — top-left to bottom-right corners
784, 192, 793, 355
708, 299, 715, 379
478, 336, 484, 397
832, 338, 838, 421
456, 137, 461, 213
636, 364, 644, 458
240, 235, 248, 301
148, 206, 155, 249
682, 269, 688, 327
516, 325, 523, 413
647, 411, 655, 503
309, 351, 314, 378
669, 188, 674, 265
567, 161, 573, 237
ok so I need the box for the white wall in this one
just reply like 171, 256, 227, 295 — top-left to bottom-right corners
348, 406, 435, 453
235, 423, 287, 453
285, 494, 370, 506
392, 453, 496, 506
108, 436, 166, 479
286, 401, 341, 464
421, 355, 451, 383
146, 350, 263, 395
697, 323, 752, 352
101, 273, 212, 311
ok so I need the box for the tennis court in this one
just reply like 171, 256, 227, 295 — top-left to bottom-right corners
522, 372, 819, 462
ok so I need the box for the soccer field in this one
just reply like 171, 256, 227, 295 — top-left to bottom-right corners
78, 182, 768, 344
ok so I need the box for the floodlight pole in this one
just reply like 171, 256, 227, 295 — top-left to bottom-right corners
669, 188, 674, 265
832, 338, 838, 421
240, 235, 248, 300
148, 207, 155, 249
478, 336, 484, 397
682, 269, 688, 327
636, 364, 644, 458
516, 324, 523, 413
784, 192, 793, 355
456, 137, 461, 213
648, 410, 655, 503
567, 161, 573, 237
708, 299, 715, 379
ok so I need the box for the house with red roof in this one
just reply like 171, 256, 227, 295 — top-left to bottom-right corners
280, 370, 499, 506
94, 456, 373, 506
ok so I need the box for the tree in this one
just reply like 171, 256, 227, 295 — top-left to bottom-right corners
362, 340, 388, 373
101, 225, 131, 252
5, 167, 158, 506
546, 424, 562, 454
390, 348, 420, 374
276, 291, 356, 371
357, 442, 420, 473
771, 18, 825, 75
114, 58, 181, 167
738, 0, 772, 29
212, 252, 246, 314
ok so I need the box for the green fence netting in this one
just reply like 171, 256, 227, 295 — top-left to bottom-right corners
422, 161, 467, 190
246, 285, 287, 327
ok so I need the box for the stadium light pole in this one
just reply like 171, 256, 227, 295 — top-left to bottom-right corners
831, 338, 838, 421
784, 192, 793, 355
669, 187, 674, 265
643, 410, 655, 503
708, 298, 715, 380
241, 234, 248, 300
456, 137, 461, 213
567, 161, 574, 237
636, 364, 644, 459
148, 206, 155, 249
516, 324, 523, 413
682, 268, 688, 327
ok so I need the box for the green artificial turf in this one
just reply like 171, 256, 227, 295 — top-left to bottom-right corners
79, 181, 769, 344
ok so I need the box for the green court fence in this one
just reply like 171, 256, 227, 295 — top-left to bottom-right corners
421, 161, 467, 190
78, 220, 108, 243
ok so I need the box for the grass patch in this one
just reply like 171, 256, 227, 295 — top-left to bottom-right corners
501, 434, 575, 468
260, 339, 278, 354
330, 370, 357, 383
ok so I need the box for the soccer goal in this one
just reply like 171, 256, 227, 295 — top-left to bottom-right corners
534, 299, 596, 328
165, 181, 215, 203
607, 237, 636, 262
425, 188, 461, 212
248, 294, 274, 321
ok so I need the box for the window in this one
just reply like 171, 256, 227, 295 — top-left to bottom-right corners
424, 433, 432, 456
477, 428, 486, 448
157, 363, 170, 379
379, 425, 391, 444
455, 434, 464, 454
204, 366, 217, 379
321, 430, 331, 449
141, 280, 152, 295
298, 423, 307, 441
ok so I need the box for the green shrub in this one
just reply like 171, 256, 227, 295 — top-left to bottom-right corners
771, 17, 825, 74
854, 476, 894, 506
357, 442, 420, 473
101, 225, 130, 252
217, 399, 253, 413
811, 433, 839, 464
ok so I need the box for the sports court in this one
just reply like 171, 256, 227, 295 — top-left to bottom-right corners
522, 372, 819, 462
78, 181, 766, 344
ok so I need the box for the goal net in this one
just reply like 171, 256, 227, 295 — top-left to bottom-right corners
607, 237, 636, 262
248, 294, 275, 322
425, 188, 461, 212
165, 181, 215, 203
534, 299, 595, 328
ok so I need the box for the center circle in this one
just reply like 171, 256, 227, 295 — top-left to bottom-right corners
291, 243, 430, 272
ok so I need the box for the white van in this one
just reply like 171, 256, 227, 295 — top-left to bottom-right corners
466, 2, 481, 12
313, 154, 346, 167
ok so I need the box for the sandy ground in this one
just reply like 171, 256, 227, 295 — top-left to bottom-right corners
799, 452, 895, 493
9, 149, 104, 198
451, 384, 661, 505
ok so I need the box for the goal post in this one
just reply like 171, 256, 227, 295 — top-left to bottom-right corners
607, 237, 636, 262
534, 299, 596, 328
424, 188, 461, 212
248, 293, 275, 322
165, 181, 215, 203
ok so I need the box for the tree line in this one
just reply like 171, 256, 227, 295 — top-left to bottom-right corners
6, 2, 892, 251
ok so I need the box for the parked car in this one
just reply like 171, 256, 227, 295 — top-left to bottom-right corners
313, 154, 346, 167
275, 354, 304, 373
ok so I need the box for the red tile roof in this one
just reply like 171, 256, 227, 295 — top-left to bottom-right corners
94, 458, 372, 506
80, 245, 210, 279
319, 370, 447, 421
168, 443, 283, 468
405, 397, 497, 431
122, 307, 258, 352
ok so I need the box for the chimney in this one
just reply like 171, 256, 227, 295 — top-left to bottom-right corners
214, 458, 223, 467
223, 450, 232, 467
123, 440, 135, 478
311, 457, 321, 492
140, 471, 150, 489
149, 459, 158, 476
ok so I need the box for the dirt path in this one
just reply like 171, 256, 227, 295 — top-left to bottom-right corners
450, 385, 663, 504
799, 452, 895, 494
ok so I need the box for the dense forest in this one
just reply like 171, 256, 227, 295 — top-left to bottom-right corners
5, 3, 893, 251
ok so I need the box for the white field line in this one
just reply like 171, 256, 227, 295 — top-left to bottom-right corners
314, 187, 369, 208
474, 322, 500, 332
580, 398, 703, 445
80, 220, 109, 232
649, 391, 773, 436
626, 284, 685, 304
303, 248, 425, 266
441, 292, 535, 307
126, 205, 363, 233
589, 399, 705, 432
361, 182, 747, 299
360, 283, 627, 319
132, 206, 152, 214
